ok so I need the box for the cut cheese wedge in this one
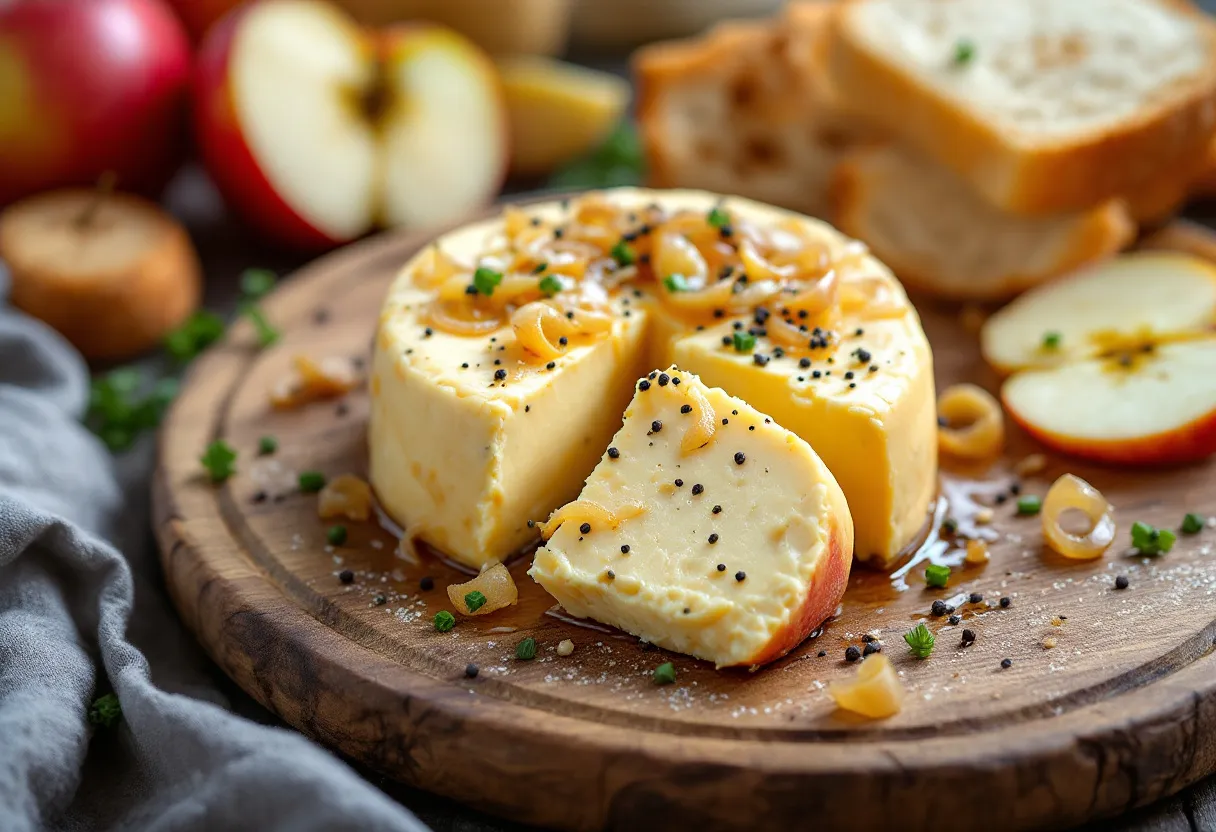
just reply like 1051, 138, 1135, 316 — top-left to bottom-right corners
371, 187, 936, 570
529, 366, 853, 668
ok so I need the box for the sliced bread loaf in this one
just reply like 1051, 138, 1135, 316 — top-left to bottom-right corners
634, 3, 877, 220
826, 0, 1216, 216
831, 144, 1136, 300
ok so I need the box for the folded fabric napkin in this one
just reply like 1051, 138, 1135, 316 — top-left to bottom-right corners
0, 266, 429, 832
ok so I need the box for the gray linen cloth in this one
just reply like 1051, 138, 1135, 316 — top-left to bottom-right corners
0, 269, 429, 832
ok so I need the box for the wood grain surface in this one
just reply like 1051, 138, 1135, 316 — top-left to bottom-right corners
152, 208, 1216, 832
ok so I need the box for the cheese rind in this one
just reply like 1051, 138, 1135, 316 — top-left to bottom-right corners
529, 367, 853, 668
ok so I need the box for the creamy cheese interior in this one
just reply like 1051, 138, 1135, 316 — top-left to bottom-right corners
530, 367, 853, 668
370, 188, 936, 569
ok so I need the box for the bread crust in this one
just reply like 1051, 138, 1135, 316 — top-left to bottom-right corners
827, 0, 1216, 216
0, 190, 202, 361
831, 147, 1135, 301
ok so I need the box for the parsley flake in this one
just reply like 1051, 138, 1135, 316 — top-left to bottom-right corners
516, 637, 537, 660
952, 38, 976, 66
1182, 512, 1206, 534
1132, 521, 1176, 556
924, 563, 950, 588
904, 623, 935, 659
653, 662, 677, 685
88, 693, 122, 728
473, 266, 504, 295
200, 440, 237, 483
464, 590, 487, 612
663, 273, 690, 293
707, 206, 730, 228
433, 611, 456, 632
732, 331, 756, 352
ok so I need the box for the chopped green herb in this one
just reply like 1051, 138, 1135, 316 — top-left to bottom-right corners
86, 370, 178, 451
653, 662, 677, 685
539, 274, 564, 296
1132, 521, 1176, 556
200, 440, 237, 483
239, 268, 277, 300
924, 563, 951, 588
1017, 496, 1042, 516
515, 637, 537, 660
952, 38, 976, 66
1182, 512, 1206, 534
531, 261, 548, 274
610, 240, 636, 266
258, 435, 278, 455
298, 471, 326, 492
941, 517, 959, 534
548, 122, 644, 189
707, 206, 730, 228
165, 310, 226, 363
663, 273, 690, 293
1041, 331, 1062, 350
904, 623, 935, 659
464, 590, 487, 612
433, 611, 456, 632
732, 330, 756, 352
473, 266, 503, 296
239, 302, 280, 347
88, 693, 122, 728
326, 525, 347, 546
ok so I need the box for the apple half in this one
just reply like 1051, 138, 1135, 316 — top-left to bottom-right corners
194, 0, 507, 250
982, 252, 1216, 465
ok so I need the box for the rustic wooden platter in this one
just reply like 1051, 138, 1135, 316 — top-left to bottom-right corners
153, 209, 1216, 832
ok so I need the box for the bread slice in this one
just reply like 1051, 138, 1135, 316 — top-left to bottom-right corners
831, 144, 1136, 300
634, 4, 877, 220
826, 0, 1216, 216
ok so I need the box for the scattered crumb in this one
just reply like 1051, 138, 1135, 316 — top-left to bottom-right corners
1014, 454, 1047, 477
1043, 637, 1058, 649
965, 539, 990, 564
557, 639, 575, 657
975, 508, 994, 525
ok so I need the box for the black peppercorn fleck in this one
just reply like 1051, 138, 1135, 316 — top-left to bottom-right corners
717, 563, 726, 572
639, 380, 651, 391
579, 522, 591, 534
658, 373, 670, 386
845, 646, 861, 662
1001, 658, 1012, 669
712, 505, 722, 514
681, 404, 692, 414
862, 641, 881, 657
1115, 575, 1129, 590
545, 361, 556, 370
948, 614, 961, 626
931, 599, 950, 617
691, 483, 704, 495
969, 592, 983, 604
494, 369, 507, 381
339, 569, 354, 584
420, 576, 435, 591
651, 420, 663, 433
861, 634, 876, 643
708, 533, 719, 544
674, 479, 684, 487
961, 629, 976, 645
621, 544, 630, 554
608, 447, 620, 459
735, 571, 746, 582
734, 452, 746, 465
466, 663, 479, 678
1000, 596, 1011, 608
373, 595, 386, 606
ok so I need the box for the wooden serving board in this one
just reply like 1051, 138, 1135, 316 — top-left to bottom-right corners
153, 212, 1216, 832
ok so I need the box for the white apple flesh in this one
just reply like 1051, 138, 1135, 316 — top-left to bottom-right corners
981, 252, 1216, 374
194, 0, 507, 250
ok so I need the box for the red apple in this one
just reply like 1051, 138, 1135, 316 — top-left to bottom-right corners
163, 0, 244, 41
193, 0, 508, 251
0, 0, 192, 206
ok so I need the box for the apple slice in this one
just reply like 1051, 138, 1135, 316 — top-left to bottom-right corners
497, 56, 630, 177
981, 252, 1216, 374
194, 0, 506, 250
1003, 339, 1216, 466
